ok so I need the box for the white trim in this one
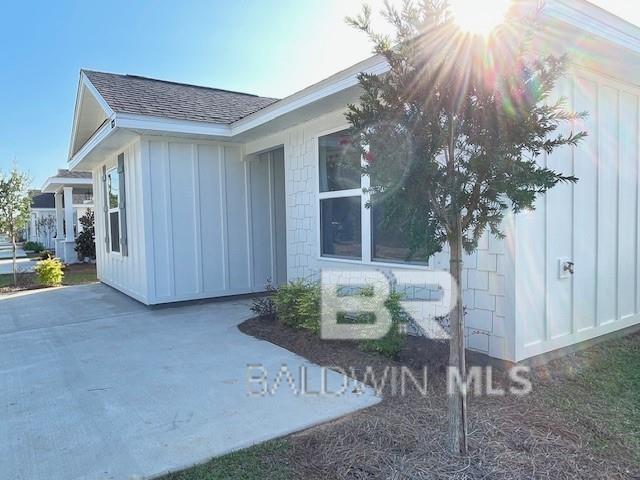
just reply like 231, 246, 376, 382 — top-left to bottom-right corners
42, 176, 93, 192
542, 0, 640, 54
116, 113, 231, 137
69, 118, 116, 170
106, 166, 122, 256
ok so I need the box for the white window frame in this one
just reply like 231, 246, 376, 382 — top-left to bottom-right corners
316, 125, 431, 270
106, 166, 122, 256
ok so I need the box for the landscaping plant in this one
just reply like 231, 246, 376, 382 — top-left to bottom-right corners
23, 241, 45, 253
0, 168, 31, 286
34, 257, 64, 286
250, 279, 277, 318
346, 2, 586, 453
273, 280, 321, 333
74, 210, 96, 260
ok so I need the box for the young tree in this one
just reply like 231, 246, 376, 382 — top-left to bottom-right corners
346, 2, 586, 454
0, 168, 32, 286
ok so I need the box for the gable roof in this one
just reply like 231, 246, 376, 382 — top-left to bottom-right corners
83, 70, 279, 125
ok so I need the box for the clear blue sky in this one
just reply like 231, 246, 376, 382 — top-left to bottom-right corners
0, 0, 637, 188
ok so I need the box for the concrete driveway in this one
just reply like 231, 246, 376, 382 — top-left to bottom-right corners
0, 284, 379, 480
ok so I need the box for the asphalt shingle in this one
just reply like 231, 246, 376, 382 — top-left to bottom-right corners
83, 70, 279, 124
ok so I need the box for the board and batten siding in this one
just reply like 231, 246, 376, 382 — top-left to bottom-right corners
142, 137, 285, 304
515, 68, 640, 361
93, 138, 149, 302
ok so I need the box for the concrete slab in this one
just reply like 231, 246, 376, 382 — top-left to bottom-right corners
0, 245, 27, 260
0, 284, 379, 480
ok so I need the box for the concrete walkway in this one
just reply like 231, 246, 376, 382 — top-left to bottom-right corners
0, 257, 37, 275
0, 284, 379, 480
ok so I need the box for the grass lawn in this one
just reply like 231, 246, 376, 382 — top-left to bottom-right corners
0, 263, 97, 290
157, 320, 640, 480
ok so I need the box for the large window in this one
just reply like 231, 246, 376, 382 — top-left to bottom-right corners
107, 167, 121, 253
319, 130, 362, 259
318, 129, 429, 265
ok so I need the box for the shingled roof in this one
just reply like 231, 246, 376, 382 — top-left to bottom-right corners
55, 169, 92, 179
83, 70, 279, 124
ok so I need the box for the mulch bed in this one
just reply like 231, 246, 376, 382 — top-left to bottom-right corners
239, 315, 640, 479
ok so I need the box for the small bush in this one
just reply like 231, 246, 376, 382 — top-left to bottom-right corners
359, 291, 408, 358
24, 241, 45, 253
274, 280, 320, 333
40, 250, 54, 260
34, 258, 64, 286
250, 279, 277, 318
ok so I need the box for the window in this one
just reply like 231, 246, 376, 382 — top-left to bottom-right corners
318, 128, 429, 266
319, 129, 362, 259
107, 167, 121, 253
371, 201, 428, 264
321, 196, 362, 259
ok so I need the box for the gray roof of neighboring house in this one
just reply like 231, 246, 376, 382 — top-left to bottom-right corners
31, 192, 55, 209
83, 70, 280, 124
55, 169, 92, 179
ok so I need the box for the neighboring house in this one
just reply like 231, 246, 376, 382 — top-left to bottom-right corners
41, 170, 93, 263
24, 191, 56, 249
66, 0, 640, 362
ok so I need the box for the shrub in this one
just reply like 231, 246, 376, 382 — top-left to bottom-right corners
250, 279, 277, 318
23, 241, 45, 253
34, 258, 64, 286
74, 210, 96, 260
273, 280, 320, 333
359, 291, 408, 358
39, 250, 54, 260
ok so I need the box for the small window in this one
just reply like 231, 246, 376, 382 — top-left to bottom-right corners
320, 196, 362, 259
319, 130, 361, 192
107, 168, 120, 253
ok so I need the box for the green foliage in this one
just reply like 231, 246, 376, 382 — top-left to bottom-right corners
23, 241, 45, 253
74, 210, 96, 259
273, 280, 321, 333
34, 258, 64, 286
250, 279, 277, 317
359, 291, 408, 358
0, 168, 31, 240
345, 2, 587, 256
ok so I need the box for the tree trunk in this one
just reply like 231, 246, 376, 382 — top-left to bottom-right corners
447, 218, 467, 455
11, 233, 17, 287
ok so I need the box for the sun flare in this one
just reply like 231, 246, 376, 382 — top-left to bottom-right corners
448, 0, 511, 35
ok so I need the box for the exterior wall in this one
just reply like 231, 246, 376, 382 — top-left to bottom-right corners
514, 67, 640, 361
247, 109, 515, 360
141, 136, 285, 304
93, 138, 149, 302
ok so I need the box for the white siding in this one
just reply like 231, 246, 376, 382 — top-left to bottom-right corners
143, 137, 284, 304
93, 138, 149, 302
515, 68, 640, 361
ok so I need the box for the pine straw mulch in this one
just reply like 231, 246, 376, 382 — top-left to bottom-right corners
238, 316, 640, 480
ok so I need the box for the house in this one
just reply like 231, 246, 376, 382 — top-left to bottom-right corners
24, 191, 56, 249
66, 0, 640, 363
40, 169, 93, 263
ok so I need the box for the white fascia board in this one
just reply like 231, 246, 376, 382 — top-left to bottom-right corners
42, 177, 93, 193
230, 55, 389, 136
68, 117, 115, 171
116, 113, 232, 137
68, 72, 116, 159
542, 0, 640, 53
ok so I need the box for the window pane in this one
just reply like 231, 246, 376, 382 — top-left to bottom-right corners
110, 211, 120, 252
319, 130, 361, 192
372, 202, 428, 263
321, 196, 361, 259
108, 170, 120, 209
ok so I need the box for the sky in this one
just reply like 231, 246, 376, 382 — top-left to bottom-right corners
0, 0, 638, 188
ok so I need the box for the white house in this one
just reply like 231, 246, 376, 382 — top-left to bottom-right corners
24, 191, 56, 249
40, 169, 93, 263
66, 0, 640, 362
